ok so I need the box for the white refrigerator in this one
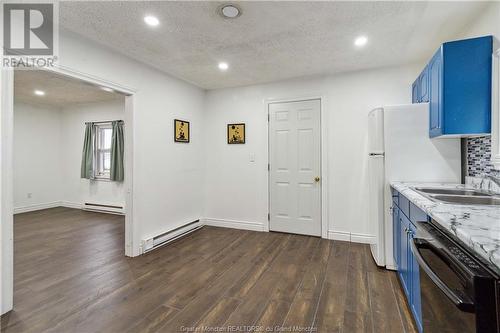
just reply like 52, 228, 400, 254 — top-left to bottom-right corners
368, 103, 461, 268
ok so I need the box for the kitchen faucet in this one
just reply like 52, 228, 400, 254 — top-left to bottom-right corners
487, 174, 500, 188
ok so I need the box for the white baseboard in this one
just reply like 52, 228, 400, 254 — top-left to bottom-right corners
202, 218, 266, 232
14, 201, 61, 214
328, 230, 351, 241
14, 201, 120, 214
60, 201, 82, 210
385, 264, 397, 271
328, 230, 375, 244
351, 232, 375, 244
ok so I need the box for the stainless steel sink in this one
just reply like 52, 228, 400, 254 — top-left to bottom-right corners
412, 187, 500, 206
414, 187, 495, 197
431, 195, 500, 206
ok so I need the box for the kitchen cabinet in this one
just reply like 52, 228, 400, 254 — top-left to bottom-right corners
412, 36, 494, 138
392, 205, 400, 269
408, 222, 422, 333
412, 81, 419, 104
399, 213, 410, 296
429, 49, 442, 137
391, 187, 424, 332
412, 66, 429, 104
492, 47, 500, 168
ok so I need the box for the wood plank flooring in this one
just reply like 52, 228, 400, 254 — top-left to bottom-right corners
1, 207, 417, 333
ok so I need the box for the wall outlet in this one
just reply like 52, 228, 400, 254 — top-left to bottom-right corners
27, 193, 32, 199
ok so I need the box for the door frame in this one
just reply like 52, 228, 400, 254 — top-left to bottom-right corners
1, 64, 137, 314
265, 95, 329, 239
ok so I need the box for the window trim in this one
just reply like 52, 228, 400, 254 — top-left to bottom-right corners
93, 122, 113, 180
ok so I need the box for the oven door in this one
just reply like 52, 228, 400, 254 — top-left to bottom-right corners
411, 238, 476, 332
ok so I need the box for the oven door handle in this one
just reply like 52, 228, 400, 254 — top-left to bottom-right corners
410, 238, 475, 312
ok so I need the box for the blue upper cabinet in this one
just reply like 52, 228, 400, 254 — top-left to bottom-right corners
412, 66, 429, 104
429, 49, 443, 137
412, 36, 494, 138
418, 66, 429, 103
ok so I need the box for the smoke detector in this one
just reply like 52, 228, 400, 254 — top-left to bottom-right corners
219, 4, 241, 19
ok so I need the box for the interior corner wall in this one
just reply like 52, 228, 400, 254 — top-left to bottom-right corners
13, 102, 62, 212
60, 100, 125, 208
457, 1, 500, 40
203, 64, 422, 240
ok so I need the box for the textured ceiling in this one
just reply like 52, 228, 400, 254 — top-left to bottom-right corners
60, 1, 490, 90
14, 70, 124, 108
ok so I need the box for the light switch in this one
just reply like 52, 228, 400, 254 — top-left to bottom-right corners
249, 154, 255, 162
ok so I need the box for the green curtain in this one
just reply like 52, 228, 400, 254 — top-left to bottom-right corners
110, 121, 124, 182
80, 123, 94, 179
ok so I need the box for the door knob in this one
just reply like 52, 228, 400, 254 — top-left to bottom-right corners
314, 176, 321, 182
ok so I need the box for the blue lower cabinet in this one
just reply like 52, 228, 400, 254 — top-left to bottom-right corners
392, 207, 400, 267
399, 214, 410, 295
391, 187, 424, 332
408, 223, 423, 332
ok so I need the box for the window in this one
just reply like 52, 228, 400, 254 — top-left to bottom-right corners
94, 123, 112, 179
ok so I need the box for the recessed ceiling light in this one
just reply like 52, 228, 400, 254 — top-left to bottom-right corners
218, 62, 229, 71
144, 15, 159, 27
220, 4, 241, 19
100, 86, 114, 93
354, 36, 368, 47
34, 90, 45, 96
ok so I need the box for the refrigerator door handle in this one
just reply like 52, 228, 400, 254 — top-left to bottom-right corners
369, 153, 385, 156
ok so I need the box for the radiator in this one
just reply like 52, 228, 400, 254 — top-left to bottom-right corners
142, 220, 202, 253
83, 202, 124, 215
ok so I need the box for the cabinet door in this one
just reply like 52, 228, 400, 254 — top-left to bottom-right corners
429, 49, 443, 137
408, 223, 423, 333
492, 48, 500, 168
419, 67, 429, 103
392, 206, 400, 268
412, 80, 419, 104
398, 212, 409, 296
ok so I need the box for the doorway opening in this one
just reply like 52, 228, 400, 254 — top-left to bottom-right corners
1, 67, 135, 315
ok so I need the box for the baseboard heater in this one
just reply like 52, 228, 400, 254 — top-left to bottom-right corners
141, 220, 202, 254
83, 202, 124, 215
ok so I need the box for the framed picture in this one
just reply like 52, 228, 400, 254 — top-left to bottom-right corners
174, 119, 190, 143
227, 123, 245, 144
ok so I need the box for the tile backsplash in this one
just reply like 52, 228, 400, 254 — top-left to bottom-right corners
466, 136, 500, 177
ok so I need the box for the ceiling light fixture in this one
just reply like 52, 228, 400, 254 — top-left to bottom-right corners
354, 36, 368, 47
34, 90, 45, 96
219, 4, 241, 19
144, 15, 160, 27
218, 62, 229, 71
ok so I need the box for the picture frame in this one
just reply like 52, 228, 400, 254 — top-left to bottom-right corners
174, 119, 190, 143
227, 123, 245, 144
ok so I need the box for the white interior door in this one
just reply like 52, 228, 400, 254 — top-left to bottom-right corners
269, 99, 321, 236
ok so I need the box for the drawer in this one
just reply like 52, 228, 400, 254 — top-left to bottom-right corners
399, 194, 410, 219
410, 202, 428, 224
391, 187, 399, 207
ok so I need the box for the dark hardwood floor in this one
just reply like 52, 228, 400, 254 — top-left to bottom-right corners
1, 207, 417, 333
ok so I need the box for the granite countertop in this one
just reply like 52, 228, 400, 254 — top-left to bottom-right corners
391, 182, 500, 275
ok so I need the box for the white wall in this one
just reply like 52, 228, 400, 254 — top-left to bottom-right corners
61, 100, 125, 208
4, 31, 206, 312
58, 31, 206, 253
457, 2, 500, 40
13, 103, 62, 212
13, 100, 126, 212
203, 64, 422, 240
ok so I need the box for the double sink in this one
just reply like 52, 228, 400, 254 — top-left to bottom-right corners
413, 187, 500, 206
